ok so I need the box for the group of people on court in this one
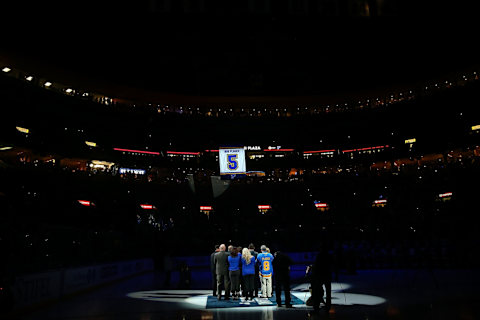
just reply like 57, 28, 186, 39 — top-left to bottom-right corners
210, 242, 333, 313
210, 243, 294, 307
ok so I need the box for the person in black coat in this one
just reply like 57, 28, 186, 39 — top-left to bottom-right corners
309, 243, 332, 315
210, 244, 220, 296
214, 244, 231, 300
272, 250, 294, 307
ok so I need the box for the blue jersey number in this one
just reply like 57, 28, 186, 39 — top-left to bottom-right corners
227, 154, 238, 170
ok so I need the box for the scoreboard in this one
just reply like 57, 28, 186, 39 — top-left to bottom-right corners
219, 147, 246, 176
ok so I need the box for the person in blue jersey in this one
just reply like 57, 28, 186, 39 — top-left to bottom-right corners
241, 247, 256, 301
228, 246, 241, 299
257, 244, 274, 298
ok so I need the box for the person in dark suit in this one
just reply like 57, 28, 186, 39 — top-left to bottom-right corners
272, 250, 293, 307
214, 244, 231, 300
309, 243, 332, 315
248, 243, 259, 297
210, 244, 220, 296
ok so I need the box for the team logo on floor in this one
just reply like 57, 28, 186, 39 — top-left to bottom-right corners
127, 283, 386, 309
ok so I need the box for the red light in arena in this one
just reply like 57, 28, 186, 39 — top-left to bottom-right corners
342, 145, 389, 153
78, 200, 93, 207
258, 205, 271, 214
263, 149, 294, 152
140, 204, 155, 210
315, 202, 328, 208
437, 192, 453, 202
314, 201, 330, 211
258, 205, 271, 210
372, 199, 387, 208
205, 150, 219, 153
200, 206, 213, 218
167, 151, 201, 155
438, 192, 453, 198
303, 149, 336, 154
113, 148, 160, 155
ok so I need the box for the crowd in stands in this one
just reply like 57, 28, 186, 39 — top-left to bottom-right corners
1, 61, 480, 287
1, 144, 479, 283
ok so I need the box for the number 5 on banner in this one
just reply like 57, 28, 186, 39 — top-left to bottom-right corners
227, 154, 238, 170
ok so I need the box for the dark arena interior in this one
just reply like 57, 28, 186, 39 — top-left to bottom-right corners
1, 2, 480, 320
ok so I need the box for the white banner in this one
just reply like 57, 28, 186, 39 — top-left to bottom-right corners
219, 147, 246, 175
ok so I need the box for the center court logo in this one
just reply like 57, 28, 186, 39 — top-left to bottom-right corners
126, 283, 386, 309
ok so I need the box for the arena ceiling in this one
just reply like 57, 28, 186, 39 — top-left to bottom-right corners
1, 2, 478, 105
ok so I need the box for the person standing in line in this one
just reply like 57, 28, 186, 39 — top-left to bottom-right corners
257, 244, 274, 298
214, 244, 231, 300
309, 243, 332, 315
248, 243, 260, 297
236, 246, 244, 297
272, 250, 293, 307
241, 247, 256, 301
210, 244, 220, 296
228, 246, 241, 299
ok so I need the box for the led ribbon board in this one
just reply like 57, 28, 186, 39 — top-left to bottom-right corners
219, 147, 246, 175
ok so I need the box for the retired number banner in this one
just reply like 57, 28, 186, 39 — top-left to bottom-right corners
219, 147, 246, 175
